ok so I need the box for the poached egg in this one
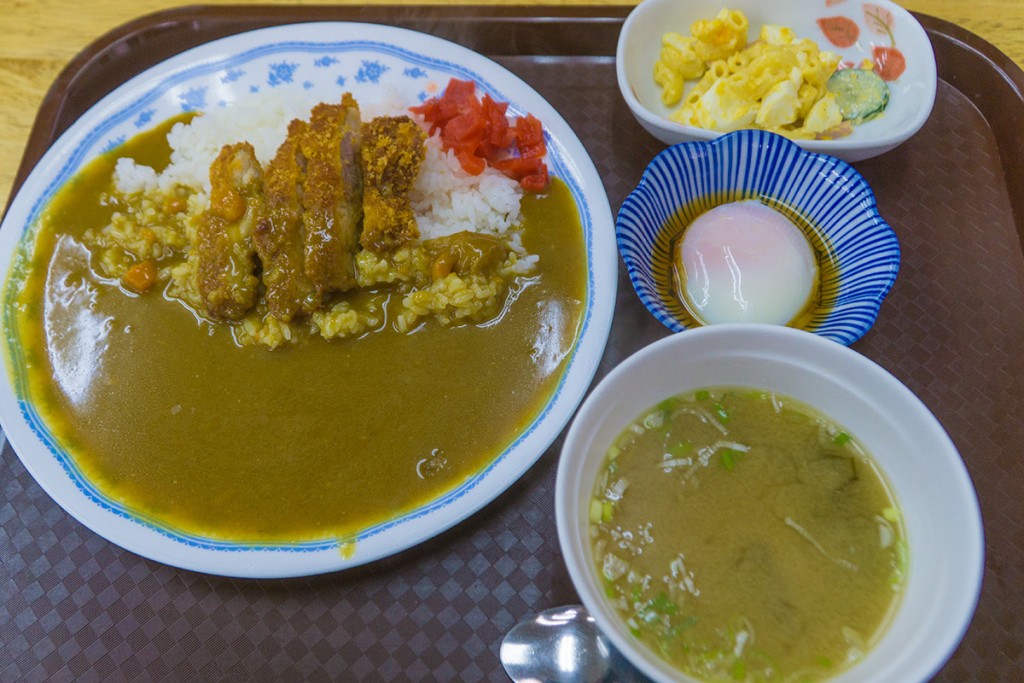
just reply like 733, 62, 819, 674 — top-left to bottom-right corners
673, 200, 818, 325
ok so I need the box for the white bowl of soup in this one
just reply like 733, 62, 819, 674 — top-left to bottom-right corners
616, 0, 937, 161
556, 324, 983, 683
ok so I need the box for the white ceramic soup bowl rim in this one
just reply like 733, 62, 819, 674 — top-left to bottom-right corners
556, 324, 983, 683
615, 0, 938, 163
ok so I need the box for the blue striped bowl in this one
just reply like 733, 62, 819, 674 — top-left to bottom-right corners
616, 129, 899, 346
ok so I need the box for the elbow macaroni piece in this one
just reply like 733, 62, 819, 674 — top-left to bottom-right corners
690, 9, 749, 62
652, 8, 851, 139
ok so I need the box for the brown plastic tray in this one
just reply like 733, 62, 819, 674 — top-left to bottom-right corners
2, 5, 1023, 681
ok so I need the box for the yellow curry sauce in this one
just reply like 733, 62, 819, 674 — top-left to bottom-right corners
12, 120, 587, 542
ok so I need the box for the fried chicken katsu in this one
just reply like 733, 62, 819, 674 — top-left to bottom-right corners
186, 94, 487, 328
360, 116, 426, 254
253, 118, 316, 321
299, 95, 363, 295
193, 142, 263, 320
254, 95, 365, 320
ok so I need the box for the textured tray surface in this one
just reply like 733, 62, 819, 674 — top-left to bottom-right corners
2, 6, 1023, 681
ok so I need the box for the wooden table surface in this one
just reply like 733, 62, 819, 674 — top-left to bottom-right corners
2, 0, 1023, 212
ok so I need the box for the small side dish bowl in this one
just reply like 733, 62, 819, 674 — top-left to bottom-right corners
556, 324, 984, 683
616, 0, 937, 162
616, 129, 899, 345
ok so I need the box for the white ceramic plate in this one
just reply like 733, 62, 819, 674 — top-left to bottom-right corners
617, 0, 937, 161
0, 22, 617, 578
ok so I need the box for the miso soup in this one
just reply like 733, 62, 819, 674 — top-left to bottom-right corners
589, 388, 906, 682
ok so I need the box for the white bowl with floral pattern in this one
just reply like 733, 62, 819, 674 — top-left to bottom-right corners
616, 0, 937, 161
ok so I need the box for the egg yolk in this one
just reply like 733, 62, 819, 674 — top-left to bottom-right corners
673, 200, 818, 325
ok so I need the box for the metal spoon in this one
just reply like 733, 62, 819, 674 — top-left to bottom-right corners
500, 605, 648, 682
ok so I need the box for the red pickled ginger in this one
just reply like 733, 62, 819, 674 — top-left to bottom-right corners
410, 78, 549, 191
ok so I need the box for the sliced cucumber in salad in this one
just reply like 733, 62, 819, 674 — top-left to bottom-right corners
827, 68, 890, 121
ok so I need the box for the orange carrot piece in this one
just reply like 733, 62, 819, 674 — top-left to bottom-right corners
123, 260, 157, 294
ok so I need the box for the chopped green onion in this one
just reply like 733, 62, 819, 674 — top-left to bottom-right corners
651, 592, 678, 615
695, 389, 711, 401
602, 501, 614, 523
643, 411, 663, 429
833, 432, 851, 446
721, 451, 734, 470
589, 499, 603, 524
713, 402, 730, 422
631, 584, 643, 602
720, 448, 741, 471
817, 656, 834, 669
605, 583, 617, 599
731, 659, 747, 680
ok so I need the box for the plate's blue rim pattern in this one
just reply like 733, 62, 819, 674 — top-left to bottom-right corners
615, 129, 900, 346
2, 29, 601, 554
